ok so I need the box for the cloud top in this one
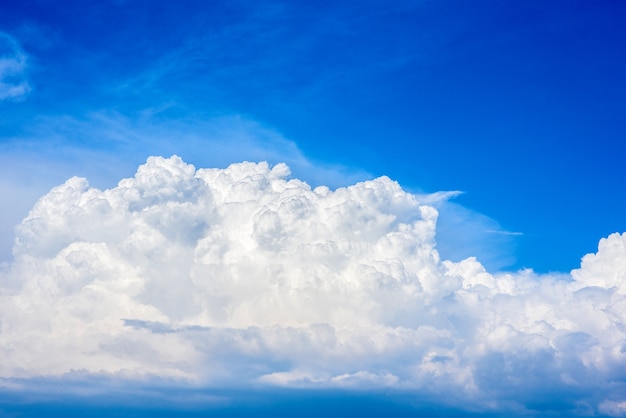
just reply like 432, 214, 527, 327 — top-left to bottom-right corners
1, 156, 626, 415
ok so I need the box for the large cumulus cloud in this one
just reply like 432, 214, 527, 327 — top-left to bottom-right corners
1, 156, 625, 415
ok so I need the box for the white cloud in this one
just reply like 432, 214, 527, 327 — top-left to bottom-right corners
0, 32, 31, 101
0, 111, 370, 264
572, 232, 626, 292
1, 156, 625, 415
599, 400, 626, 417
0, 110, 516, 272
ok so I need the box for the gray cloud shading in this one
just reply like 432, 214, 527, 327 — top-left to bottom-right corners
1, 156, 625, 416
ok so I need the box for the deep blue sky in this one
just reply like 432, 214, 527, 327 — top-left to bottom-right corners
1, 3, 625, 267
0, 384, 607, 418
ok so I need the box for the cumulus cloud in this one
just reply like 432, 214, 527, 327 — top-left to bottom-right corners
0, 32, 31, 101
1, 156, 625, 415
0, 112, 371, 264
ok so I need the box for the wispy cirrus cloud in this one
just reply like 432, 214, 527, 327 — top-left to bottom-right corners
0, 32, 30, 101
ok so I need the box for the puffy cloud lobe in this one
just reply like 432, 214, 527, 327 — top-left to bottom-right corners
1, 156, 626, 414
0, 32, 30, 101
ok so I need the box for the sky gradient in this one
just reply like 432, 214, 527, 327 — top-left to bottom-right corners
1, 1, 626, 416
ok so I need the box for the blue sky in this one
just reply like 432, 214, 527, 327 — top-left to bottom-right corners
1, 1, 626, 416
1, 0, 624, 272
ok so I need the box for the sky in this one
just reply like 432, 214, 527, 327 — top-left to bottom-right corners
1, 0, 625, 416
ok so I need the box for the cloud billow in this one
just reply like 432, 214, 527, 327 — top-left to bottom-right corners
1, 156, 625, 415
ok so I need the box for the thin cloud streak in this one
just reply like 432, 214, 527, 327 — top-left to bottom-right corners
0, 31, 30, 101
